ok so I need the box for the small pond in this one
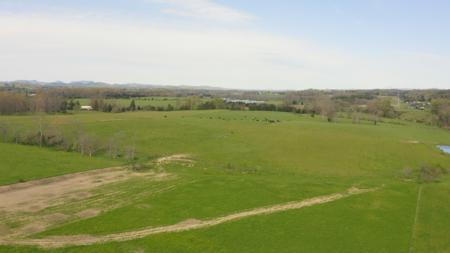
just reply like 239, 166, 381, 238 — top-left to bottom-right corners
437, 145, 450, 154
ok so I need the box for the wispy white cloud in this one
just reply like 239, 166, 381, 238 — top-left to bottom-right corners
0, 13, 352, 89
0, 12, 449, 89
148, 0, 254, 22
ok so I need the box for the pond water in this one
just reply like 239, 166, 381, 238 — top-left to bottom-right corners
437, 145, 450, 154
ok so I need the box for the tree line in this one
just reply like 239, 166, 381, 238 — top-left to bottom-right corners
0, 90, 74, 115
0, 118, 137, 160
1, 87, 449, 128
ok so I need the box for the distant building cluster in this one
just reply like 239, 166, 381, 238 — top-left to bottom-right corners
406, 101, 431, 110
223, 98, 265, 104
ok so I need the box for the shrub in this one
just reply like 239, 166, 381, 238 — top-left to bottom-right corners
418, 165, 444, 183
400, 167, 414, 179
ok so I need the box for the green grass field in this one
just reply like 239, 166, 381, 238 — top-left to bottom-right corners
0, 143, 119, 185
76, 97, 211, 108
1, 110, 449, 252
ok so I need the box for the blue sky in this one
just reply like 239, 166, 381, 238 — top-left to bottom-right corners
0, 0, 449, 89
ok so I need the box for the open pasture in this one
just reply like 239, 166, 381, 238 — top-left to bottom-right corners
1, 110, 450, 252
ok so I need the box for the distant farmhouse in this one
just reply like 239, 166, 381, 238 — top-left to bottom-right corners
80, 105, 93, 111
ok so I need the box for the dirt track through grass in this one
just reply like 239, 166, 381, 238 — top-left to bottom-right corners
409, 185, 423, 253
0, 186, 378, 249
0, 155, 192, 241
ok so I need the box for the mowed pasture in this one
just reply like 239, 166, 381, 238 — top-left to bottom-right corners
1, 110, 450, 252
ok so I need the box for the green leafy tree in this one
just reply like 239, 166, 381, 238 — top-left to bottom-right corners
129, 99, 136, 111
431, 99, 450, 128
367, 98, 396, 124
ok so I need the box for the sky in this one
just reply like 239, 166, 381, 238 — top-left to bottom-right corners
0, 0, 449, 90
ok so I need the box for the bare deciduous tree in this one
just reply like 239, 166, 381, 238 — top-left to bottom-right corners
11, 125, 23, 144
86, 137, 100, 157
0, 92, 29, 115
33, 90, 66, 113
45, 125, 65, 147
34, 115, 49, 148
316, 96, 337, 122
107, 133, 123, 159
0, 121, 9, 142
77, 133, 100, 157
350, 105, 362, 124
125, 145, 136, 161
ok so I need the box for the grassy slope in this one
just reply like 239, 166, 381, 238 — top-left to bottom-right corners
0, 183, 421, 253
0, 142, 119, 185
1, 110, 450, 252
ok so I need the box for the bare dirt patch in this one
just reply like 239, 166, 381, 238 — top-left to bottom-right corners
43, 213, 69, 223
0, 186, 377, 248
176, 219, 202, 226
99, 119, 125, 122
0, 165, 174, 240
0, 224, 10, 236
76, 209, 101, 219
0, 167, 154, 213
404, 140, 420, 144
156, 154, 194, 167
7, 221, 48, 239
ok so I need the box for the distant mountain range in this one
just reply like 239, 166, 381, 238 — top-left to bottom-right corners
0, 80, 227, 90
